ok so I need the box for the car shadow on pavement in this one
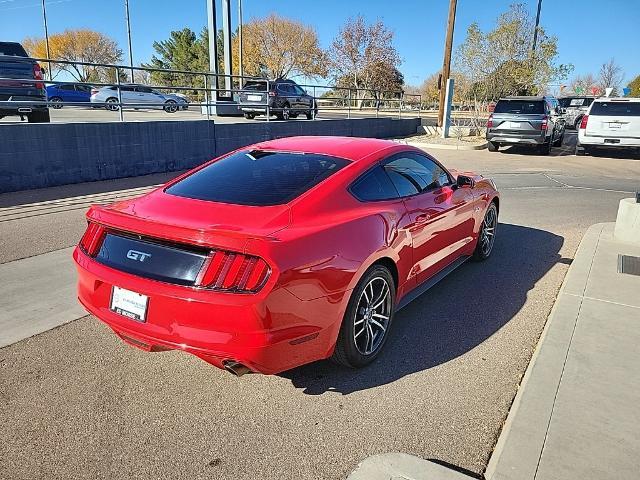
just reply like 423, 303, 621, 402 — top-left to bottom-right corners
280, 223, 564, 395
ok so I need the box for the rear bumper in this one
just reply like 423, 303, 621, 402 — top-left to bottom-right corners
0, 95, 48, 116
578, 135, 640, 148
487, 131, 547, 145
73, 247, 346, 374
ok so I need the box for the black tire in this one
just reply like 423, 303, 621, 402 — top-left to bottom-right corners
331, 265, 396, 368
164, 100, 178, 113
538, 140, 552, 155
575, 144, 587, 156
49, 97, 63, 109
487, 141, 499, 152
473, 202, 498, 261
27, 109, 50, 123
105, 97, 119, 111
243, 112, 255, 119
306, 110, 313, 120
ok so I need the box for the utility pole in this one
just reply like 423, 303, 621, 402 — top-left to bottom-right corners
41, 0, 51, 80
124, 0, 134, 82
206, 0, 219, 97
438, 0, 457, 128
238, 0, 243, 83
221, 0, 233, 95
532, 0, 543, 52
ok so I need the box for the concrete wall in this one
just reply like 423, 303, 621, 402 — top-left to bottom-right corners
0, 117, 420, 193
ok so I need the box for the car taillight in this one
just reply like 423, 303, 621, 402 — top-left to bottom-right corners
196, 250, 270, 292
79, 222, 105, 256
33, 63, 44, 89
487, 114, 493, 128
579, 115, 589, 129
268, 91, 276, 97
541, 115, 548, 131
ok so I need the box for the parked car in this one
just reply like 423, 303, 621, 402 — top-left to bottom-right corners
90, 84, 182, 113
46, 82, 93, 109
0, 41, 49, 123
238, 78, 317, 120
558, 96, 595, 129
74, 136, 499, 375
486, 96, 566, 154
576, 98, 640, 156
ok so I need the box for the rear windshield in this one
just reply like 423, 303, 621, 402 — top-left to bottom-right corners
494, 100, 545, 114
242, 81, 267, 92
0, 43, 28, 57
166, 150, 349, 206
590, 101, 640, 117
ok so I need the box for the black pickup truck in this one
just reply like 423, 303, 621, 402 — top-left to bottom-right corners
0, 41, 50, 123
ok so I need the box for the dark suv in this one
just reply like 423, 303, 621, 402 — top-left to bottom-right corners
486, 96, 565, 154
238, 78, 317, 120
0, 41, 49, 123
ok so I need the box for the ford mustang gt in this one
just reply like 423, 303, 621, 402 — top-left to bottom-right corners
74, 136, 499, 375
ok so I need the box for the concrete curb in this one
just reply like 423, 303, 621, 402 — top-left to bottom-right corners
404, 141, 488, 151
484, 223, 606, 480
347, 453, 474, 480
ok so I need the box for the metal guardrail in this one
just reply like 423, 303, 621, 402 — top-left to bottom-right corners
0, 57, 422, 122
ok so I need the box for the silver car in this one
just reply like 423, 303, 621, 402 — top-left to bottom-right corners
486, 96, 566, 155
559, 96, 595, 130
90, 84, 185, 113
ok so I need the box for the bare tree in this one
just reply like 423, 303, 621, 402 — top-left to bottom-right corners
328, 16, 401, 107
598, 58, 624, 96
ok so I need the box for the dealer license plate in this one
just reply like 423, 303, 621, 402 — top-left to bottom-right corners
248, 94, 261, 101
510, 122, 521, 128
110, 286, 148, 322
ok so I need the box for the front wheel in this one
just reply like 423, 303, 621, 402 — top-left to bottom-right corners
243, 112, 255, 119
105, 97, 120, 111
473, 203, 498, 261
332, 265, 396, 368
164, 100, 178, 113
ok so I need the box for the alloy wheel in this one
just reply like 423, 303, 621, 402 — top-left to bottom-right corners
353, 277, 392, 356
479, 206, 497, 256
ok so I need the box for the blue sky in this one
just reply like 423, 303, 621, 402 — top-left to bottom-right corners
1, 0, 638, 85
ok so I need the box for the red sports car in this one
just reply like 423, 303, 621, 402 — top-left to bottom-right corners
74, 136, 499, 375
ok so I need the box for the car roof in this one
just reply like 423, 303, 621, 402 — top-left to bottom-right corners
500, 96, 549, 101
592, 97, 640, 102
249, 136, 405, 162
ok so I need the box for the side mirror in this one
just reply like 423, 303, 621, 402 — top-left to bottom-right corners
456, 175, 475, 189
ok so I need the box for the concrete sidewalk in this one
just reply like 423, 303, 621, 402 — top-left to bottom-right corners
0, 247, 86, 348
349, 222, 640, 480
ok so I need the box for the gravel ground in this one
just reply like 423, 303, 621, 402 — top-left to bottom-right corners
1, 132, 639, 480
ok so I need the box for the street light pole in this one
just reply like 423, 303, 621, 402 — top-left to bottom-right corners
125, 0, 135, 82
41, 0, 51, 80
437, 0, 457, 128
238, 0, 243, 83
532, 0, 543, 52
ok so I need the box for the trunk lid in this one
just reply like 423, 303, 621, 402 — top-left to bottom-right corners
88, 189, 291, 252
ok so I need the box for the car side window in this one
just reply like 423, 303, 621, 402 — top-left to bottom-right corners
136, 86, 152, 94
60, 84, 75, 91
277, 84, 290, 94
383, 154, 451, 197
350, 166, 400, 201
294, 85, 306, 95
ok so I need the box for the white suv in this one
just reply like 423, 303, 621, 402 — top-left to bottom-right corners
576, 97, 640, 156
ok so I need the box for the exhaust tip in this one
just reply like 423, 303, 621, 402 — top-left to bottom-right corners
223, 360, 252, 377
17, 107, 32, 113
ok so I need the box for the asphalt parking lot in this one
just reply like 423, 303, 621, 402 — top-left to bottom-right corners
1, 131, 639, 480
